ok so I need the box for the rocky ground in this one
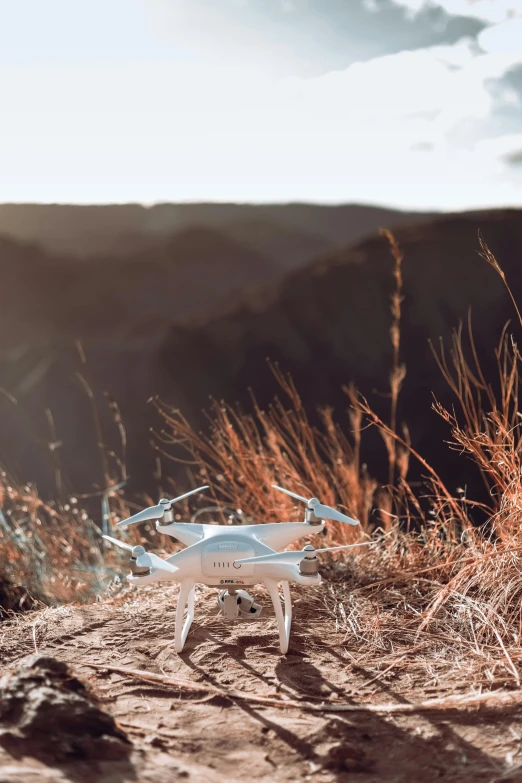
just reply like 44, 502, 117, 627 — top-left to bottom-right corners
0, 583, 521, 783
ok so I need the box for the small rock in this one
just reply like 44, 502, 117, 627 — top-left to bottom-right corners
0, 654, 131, 762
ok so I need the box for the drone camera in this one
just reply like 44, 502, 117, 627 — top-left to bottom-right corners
238, 593, 263, 618
218, 589, 263, 620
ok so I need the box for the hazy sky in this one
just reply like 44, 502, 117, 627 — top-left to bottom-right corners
1, 0, 521, 209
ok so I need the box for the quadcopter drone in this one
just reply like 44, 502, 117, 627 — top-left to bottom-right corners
103, 484, 365, 654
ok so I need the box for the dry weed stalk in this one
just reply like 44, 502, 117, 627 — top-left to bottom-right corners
86, 662, 522, 714
380, 229, 407, 488
479, 232, 522, 329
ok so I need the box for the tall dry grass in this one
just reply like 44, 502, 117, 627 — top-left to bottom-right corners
0, 348, 134, 612
154, 235, 522, 685
154, 231, 410, 541
0, 476, 107, 610
155, 372, 374, 544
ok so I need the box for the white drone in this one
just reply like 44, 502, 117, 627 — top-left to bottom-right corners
103, 484, 365, 654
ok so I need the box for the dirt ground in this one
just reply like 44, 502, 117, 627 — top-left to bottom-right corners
0, 582, 521, 783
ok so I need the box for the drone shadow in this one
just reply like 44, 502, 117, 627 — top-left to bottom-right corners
275, 636, 346, 700
310, 640, 509, 780
181, 631, 322, 764
178, 623, 512, 781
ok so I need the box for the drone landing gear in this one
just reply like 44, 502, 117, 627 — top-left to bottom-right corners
173, 579, 293, 655
264, 579, 292, 655
174, 580, 195, 653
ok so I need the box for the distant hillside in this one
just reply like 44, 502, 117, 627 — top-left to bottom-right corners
0, 226, 280, 348
0, 225, 278, 491
0, 202, 435, 269
155, 209, 522, 504
1, 205, 518, 503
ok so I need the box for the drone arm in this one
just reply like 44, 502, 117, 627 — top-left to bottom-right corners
155, 522, 204, 547
128, 567, 179, 585
255, 522, 325, 551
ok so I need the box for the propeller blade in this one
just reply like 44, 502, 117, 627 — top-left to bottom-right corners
103, 537, 145, 559
235, 541, 372, 566
136, 551, 178, 573
272, 485, 309, 504
170, 485, 209, 504
102, 535, 134, 552
311, 502, 360, 526
315, 543, 373, 553
117, 503, 165, 528
272, 485, 360, 525
117, 485, 208, 528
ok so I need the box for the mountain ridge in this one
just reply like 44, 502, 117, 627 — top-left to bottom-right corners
0, 205, 518, 500
153, 208, 522, 505
0, 202, 436, 262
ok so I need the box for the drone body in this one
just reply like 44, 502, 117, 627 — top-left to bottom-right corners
104, 485, 362, 654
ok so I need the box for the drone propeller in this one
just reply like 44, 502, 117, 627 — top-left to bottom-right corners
235, 541, 372, 566
102, 535, 178, 573
272, 485, 359, 525
117, 485, 208, 528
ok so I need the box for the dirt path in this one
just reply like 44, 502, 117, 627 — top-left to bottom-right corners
1, 583, 521, 782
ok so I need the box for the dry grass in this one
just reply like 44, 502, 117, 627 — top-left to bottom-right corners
0, 476, 108, 608
155, 372, 374, 543
152, 235, 522, 688
0, 353, 134, 611
3, 232, 522, 692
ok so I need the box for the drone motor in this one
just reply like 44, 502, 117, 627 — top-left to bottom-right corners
125, 546, 149, 577
298, 545, 320, 576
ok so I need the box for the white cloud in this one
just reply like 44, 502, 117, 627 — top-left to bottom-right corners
478, 16, 522, 53
265, 41, 522, 208
144, 0, 308, 75
1, 33, 520, 209
392, 0, 522, 24
0, 1, 521, 208
281, 40, 521, 144
476, 133, 522, 160
143, 0, 490, 79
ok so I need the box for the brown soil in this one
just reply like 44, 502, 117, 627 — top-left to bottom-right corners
0, 583, 521, 783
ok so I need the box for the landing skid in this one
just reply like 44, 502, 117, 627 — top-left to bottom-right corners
173, 579, 292, 654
